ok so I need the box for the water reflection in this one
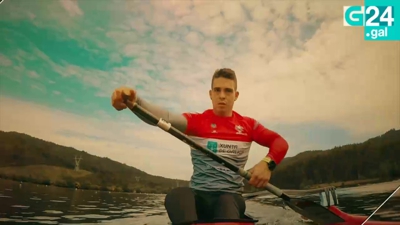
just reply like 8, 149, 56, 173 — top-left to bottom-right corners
1, 179, 399, 224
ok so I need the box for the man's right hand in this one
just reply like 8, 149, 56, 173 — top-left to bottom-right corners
111, 86, 137, 111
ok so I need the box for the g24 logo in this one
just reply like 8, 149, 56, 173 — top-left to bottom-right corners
343, 6, 395, 26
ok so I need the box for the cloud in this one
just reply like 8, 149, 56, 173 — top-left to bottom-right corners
0, 54, 13, 67
65, 98, 74, 103
27, 71, 40, 79
59, 0, 83, 17
1, 0, 399, 180
30, 83, 46, 93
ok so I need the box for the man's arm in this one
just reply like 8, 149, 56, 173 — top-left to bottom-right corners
134, 96, 188, 133
252, 120, 289, 165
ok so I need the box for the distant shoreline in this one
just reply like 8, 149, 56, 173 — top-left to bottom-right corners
0, 176, 394, 195
0, 177, 152, 194
307, 178, 382, 189
1, 130, 399, 194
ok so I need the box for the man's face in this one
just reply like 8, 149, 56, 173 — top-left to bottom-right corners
209, 77, 239, 116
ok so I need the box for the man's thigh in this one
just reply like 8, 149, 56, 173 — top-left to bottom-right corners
213, 192, 246, 219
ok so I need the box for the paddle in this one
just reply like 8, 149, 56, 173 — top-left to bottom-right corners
121, 94, 346, 225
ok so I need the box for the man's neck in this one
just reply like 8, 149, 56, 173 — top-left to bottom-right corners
212, 109, 233, 117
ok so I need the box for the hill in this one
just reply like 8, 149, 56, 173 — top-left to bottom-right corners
1, 129, 399, 193
0, 131, 189, 193
244, 128, 400, 191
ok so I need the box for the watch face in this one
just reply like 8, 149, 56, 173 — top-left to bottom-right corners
269, 161, 276, 170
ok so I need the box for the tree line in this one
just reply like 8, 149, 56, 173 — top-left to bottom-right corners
0, 129, 399, 193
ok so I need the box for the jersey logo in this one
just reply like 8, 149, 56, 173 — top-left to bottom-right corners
206, 141, 243, 154
235, 125, 246, 135
210, 123, 217, 133
207, 141, 218, 153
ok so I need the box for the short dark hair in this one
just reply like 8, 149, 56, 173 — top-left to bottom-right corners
211, 68, 237, 90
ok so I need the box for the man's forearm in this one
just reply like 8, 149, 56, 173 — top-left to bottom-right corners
135, 96, 188, 132
252, 121, 289, 165
265, 137, 288, 165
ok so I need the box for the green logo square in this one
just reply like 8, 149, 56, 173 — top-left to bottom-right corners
207, 141, 218, 153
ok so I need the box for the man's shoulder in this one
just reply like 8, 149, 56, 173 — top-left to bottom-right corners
183, 109, 213, 118
232, 110, 257, 123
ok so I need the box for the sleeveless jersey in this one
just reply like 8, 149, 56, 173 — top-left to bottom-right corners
182, 109, 277, 194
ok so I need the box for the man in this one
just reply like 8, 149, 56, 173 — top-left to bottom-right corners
111, 68, 289, 224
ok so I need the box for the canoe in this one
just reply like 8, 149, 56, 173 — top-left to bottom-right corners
168, 194, 400, 225
192, 221, 256, 225
191, 215, 258, 225
328, 205, 400, 225
187, 206, 400, 225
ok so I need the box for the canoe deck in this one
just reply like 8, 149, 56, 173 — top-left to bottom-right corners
191, 215, 258, 225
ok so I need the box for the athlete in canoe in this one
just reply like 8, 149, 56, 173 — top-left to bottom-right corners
111, 68, 289, 224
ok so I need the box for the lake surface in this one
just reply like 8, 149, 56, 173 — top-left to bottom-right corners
0, 179, 399, 224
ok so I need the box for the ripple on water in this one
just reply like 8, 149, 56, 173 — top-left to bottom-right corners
36, 221, 58, 224
0, 194, 11, 198
377, 211, 400, 218
104, 210, 123, 214
29, 216, 60, 221
87, 200, 100, 203
77, 205, 97, 208
145, 209, 166, 216
121, 208, 143, 213
67, 210, 80, 213
10, 216, 23, 219
62, 214, 110, 220
43, 210, 63, 214
11, 205, 30, 209
30, 197, 42, 201
50, 200, 66, 203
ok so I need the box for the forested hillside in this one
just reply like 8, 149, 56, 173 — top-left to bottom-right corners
1, 129, 399, 193
245, 129, 400, 191
0, 131, 188, 193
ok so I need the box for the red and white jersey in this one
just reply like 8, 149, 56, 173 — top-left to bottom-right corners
183, 109, 287, 193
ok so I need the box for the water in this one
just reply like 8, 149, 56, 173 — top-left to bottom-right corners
0, 179, 399, 224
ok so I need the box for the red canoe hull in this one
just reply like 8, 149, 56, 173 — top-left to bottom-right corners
329, 206, 400, 225
190, 216, 258, 225
188, 206, 400, 225
192, 222, 255, 225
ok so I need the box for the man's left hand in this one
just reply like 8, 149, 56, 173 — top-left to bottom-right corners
248, 161, 271, 188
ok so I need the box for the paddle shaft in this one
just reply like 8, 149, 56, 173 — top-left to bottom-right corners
121, 97, 349, 224
122, 97, 288, 201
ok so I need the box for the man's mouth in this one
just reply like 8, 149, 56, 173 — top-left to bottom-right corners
218, 103, 226, 105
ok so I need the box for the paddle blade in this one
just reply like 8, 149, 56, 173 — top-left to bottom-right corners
284, 199, 345, 225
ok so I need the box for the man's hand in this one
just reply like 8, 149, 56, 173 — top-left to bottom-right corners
111, 86, 137, 111
248, 161, 272, 188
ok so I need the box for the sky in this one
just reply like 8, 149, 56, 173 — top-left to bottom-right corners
0, 0, 399, 180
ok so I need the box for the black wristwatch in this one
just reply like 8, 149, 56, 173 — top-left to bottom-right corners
261, 157, 276, 171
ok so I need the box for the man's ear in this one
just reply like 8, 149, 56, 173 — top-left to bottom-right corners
209, 89, 212, 100
235, 91, 239, 101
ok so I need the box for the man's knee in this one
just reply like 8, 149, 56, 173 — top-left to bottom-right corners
164, 187, 198, 224
214, 193, 246, 219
